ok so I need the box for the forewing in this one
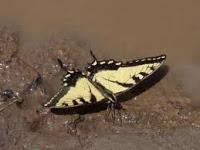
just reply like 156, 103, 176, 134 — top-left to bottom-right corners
44, 70, 105, 108
87, 55, 166, 94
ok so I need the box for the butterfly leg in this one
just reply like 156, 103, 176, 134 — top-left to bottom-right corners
88, 79, 123, 122
66, 114, 84, 135
97, 88, 125, 123
105, 95, 128, 124
105, 98, 122, 122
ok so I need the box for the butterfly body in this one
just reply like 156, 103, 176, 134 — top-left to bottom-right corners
44, 52, 166, 110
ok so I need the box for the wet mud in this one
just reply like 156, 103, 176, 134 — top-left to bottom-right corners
0, 27, 199, 150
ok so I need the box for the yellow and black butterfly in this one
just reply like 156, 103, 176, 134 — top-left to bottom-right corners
44, 51, 166, 110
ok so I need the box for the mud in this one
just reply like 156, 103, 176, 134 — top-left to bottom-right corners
0, 27, 199, 150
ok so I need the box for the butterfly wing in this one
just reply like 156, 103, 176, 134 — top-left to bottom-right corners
44, 70, 105, 109
87, 55, 166, 95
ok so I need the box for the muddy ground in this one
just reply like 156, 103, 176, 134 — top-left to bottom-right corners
0, 28, 200, 150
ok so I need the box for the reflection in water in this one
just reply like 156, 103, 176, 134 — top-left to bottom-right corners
0, 0, 199, 102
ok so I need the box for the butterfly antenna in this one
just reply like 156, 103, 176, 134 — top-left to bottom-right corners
90, 49, 97, 61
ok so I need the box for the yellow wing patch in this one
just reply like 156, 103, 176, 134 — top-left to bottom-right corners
93, 62, 164, 94
56, 78, 105, 107
45, 77, 105, 108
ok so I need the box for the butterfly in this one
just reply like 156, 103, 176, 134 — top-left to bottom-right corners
44, 50, 166, 110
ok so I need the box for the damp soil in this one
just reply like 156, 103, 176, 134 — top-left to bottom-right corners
0, 27, 199, 150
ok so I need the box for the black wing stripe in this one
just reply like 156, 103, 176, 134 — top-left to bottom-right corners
100, 78, 133, 88
90, 94, 97, 103
123, 55, 166, 66
112, 81, 133, 87
80, 98, 89, 104
132, 76, 141, 83
139, 72, 149, 76
150, 66, 155, 71
72, 100, 79, 105
63, 103, 69, 106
